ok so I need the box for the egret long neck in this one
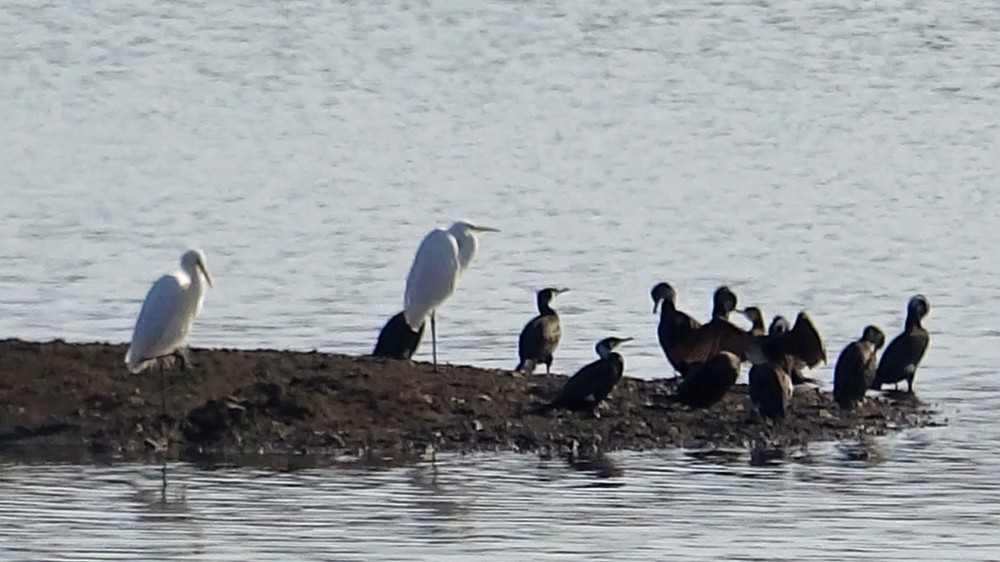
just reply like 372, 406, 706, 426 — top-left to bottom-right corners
451, 230, 478, 272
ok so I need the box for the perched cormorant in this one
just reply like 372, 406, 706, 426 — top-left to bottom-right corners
741, 307, 768, 337
834, 325, 886, 410
654, 284, 751, 378
748, 355, 795, 421
871, 295, 931, 393
535, 337, 632, 415
516, 287, 568, 374
372, 311, 425, 360
652, 282, 702, 376
670, 351, 741, 408
748, 311, 826, 386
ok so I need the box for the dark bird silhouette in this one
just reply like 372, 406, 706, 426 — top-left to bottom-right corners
651, 282, 702, 376
748, 355, 795, 421
741, 307, 768, 336
747, 311, 827, 386
534, 337, 632, 415
769, 315, 791, 336
372, 311, 425, 360
654, 285, 752, 378
871, 295, 931, 393
834, 325, 886, 410
670, 351, 741, 408
516, 287, 568, 374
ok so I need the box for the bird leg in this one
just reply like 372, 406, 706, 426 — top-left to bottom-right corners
431, 311, 438, 372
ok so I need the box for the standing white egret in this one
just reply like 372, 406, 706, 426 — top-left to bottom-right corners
125, 249, 213, 421
403, 221, 498, 370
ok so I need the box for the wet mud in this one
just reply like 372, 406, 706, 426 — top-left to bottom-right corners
0, 339, 939, 464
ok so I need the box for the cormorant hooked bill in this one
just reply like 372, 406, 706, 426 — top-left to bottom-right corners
373, 311, 425, 360
534, 337, 632, 415
870, 295, 930, 393
834, 325, 886, 410
516, 287, 568, 374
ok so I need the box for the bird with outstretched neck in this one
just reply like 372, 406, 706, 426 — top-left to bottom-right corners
870, 295, 930, 393
534, 337, 632, 416
379, 221, 497, 371
125, 249, 213, 434
834, 325, 886, 410
516, 287, 568, 375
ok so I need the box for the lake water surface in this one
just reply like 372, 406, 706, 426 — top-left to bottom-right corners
1, 0, 999, 559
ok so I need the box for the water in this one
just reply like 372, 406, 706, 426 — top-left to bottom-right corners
1, 0, 999, 558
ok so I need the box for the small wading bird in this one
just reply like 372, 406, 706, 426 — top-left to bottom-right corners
125, 249, 213, 421
834, 325, 886, 410
870, 295, 931, 393
399, 221, 498, 371
515, 287, 568, 375
534, 337, 632, 416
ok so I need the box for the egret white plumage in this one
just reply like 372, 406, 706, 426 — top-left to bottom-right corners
125, 249, 213, 421
403, 221, 498, 370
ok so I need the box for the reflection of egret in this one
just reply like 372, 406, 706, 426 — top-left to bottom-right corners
403, 221, 498, 371
125, 249, 213, 423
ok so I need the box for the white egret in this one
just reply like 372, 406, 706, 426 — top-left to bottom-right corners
402, 221, 498, 370
125, 249, 213, 420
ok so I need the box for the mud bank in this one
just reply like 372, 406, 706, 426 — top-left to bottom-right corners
0, 339, 939, 463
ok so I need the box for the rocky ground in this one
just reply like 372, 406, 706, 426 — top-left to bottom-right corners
0, 339, 939, 464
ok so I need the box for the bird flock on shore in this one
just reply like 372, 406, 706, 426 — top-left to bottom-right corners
124, 221, 931, 424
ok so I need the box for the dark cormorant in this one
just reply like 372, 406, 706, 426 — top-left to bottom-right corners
654, 284, 752, 378
741, 307, 768, 336
769, 315, 791, 336
651, 282, 702, 376
372, 311, 425, 360
871, 295, 930, 393
670, 351, 741, 408
834, 325, 886, 410
748, 355, 794, 421
534, 337, 632, 414
516, 287, 568, 374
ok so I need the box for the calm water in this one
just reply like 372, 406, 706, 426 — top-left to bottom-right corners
1, 0, 999, 558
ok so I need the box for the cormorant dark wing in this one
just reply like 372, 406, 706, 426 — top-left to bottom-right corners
373, 311, 424, 360
517, 315, 562, 373
673, 319, 754, 367
833, 341, 872, 408
762, 312, 826, 368
550, 355, 623, 410
673, 352, 740, 408
872, 329, 929, 387
749, 361, 793, 420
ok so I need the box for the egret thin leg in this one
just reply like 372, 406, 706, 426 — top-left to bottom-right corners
431, 312, 438, 371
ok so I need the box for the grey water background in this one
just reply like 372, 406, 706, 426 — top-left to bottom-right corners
1, 0, 999, 559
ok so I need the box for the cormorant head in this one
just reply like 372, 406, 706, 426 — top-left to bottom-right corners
907, 294, 930, 319
181, 249, 213, 288
650, 282, 676, 313
740, 306, 765, 326
596, 336, 632, 358
861, 325, 886, 350
539, 287, 569, 301
769, 315, 791, 336
712, 286, 738, 318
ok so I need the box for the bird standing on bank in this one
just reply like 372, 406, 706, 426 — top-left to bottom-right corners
534, 337, 632, 415
125, 249, 213, 421
834, 325, 886, 410
516, 287, 568, 374
402, 221, 498, 371
870, 295, 931, 393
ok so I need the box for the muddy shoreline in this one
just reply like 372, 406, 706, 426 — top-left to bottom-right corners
0, 339, 939, 464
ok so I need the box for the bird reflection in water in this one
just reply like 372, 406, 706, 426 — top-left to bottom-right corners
564, 453, 625, 481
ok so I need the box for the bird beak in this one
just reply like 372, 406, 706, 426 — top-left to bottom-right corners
472, 225, 500, 233
199, 262, 213, 288
555, 287, 570, 295
652, 298, 661, 314
619, 337, 634, 344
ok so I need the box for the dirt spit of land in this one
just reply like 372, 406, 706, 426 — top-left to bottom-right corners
0, 339, 938, 463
